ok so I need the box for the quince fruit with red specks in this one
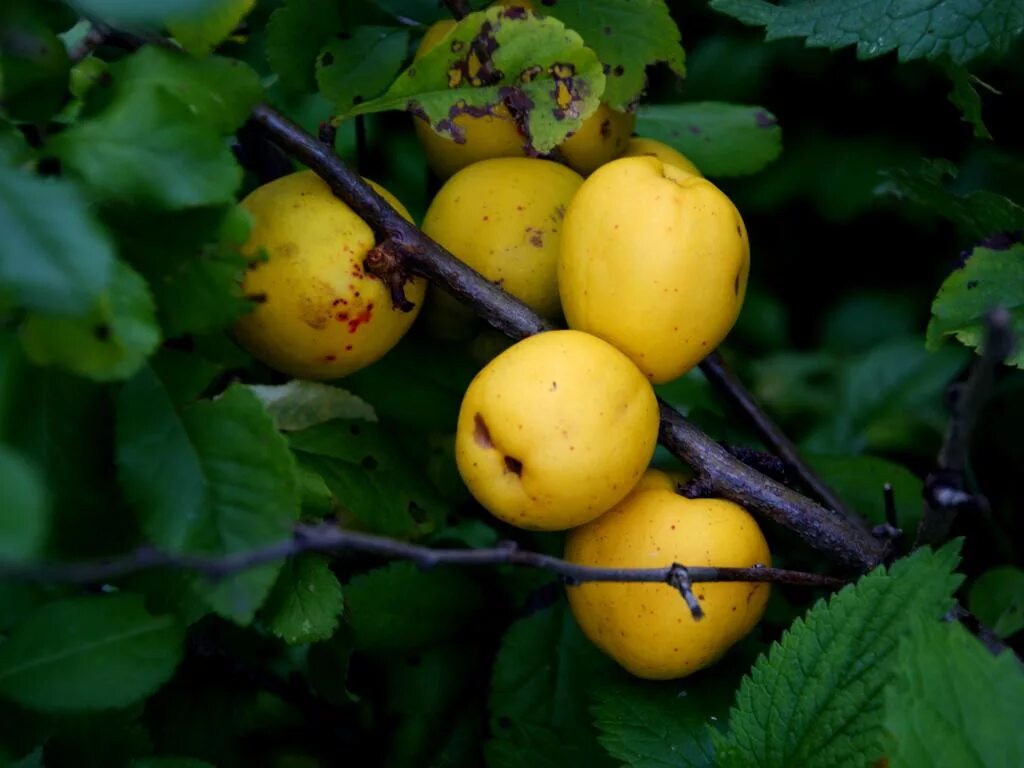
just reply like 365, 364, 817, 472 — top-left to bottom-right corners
233, 170, 425, 380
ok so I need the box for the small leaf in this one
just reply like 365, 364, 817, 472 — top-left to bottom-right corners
167, 0, 256, 56
539, 0, 684, 110
0, 162, 113, 316
945, 62, 992, 141
344, 561, 482, 651
246, 381, 377, 432
21, 260, 161, 382
877, 159, 1024, 240
636, 102, 781, 177
714, 543, 963, 768
266, 0, 344, 93
317, 26, 411, 113
350, 7, 606, 154
262, 554, 344, 645
710, 0, 1024, 65
884, 617, 1024, 768
0, 594, 184, 713
927, 244, 1024, 368
0, 445, 49, 563
968, 566, 1024, 639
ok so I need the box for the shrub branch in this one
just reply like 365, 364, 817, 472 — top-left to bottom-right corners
248, 104, 888, 571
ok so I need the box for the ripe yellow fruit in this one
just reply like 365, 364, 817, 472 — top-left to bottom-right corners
623, 137, 701, 177
632, 466, 692, 493
559, 155, 749, 383
559, 103, 636, 175
234, 171, 425, 380
423, 158, 583, 319
455, 330, 659, 530
565, 489, 771, 679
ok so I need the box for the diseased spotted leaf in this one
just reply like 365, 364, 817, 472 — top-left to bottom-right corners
636, 102, 781, 177
710, 0, 1024, 65
349, 7, 606, 153
266, 0, 344, 93
317, 26, 411, 113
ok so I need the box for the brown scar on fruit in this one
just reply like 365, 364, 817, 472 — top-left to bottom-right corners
526, 227, 544, 247
733, 269, 742, 295
474, 413, 494, 448
503, 456, 524, 476
599, 119, 612, 139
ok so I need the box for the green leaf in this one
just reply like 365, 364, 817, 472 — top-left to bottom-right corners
69, 0, 213, 25
343, 561, 482, 651
0, 13, 71, 123
592, 676, 734, 768
877, 159, 1024, 240
350, 7, 606, 154
246, 381, 377, 431
317, 26, 410, 113
0, 161, 113, 316
884, 617, 1024, 768
131, 759, 215, 768
21, 260, 161, 382
487, 600, 620, 766
116, 375, 300, 623
266, 0, 344, 93
262, 554, 343, 645
167, 0, 256, 56
635, 102, 781, 177
710, 0, 1024, 65
0, 594, 184, 713
927, 244, 1024, 368
53, 88, 242, 209
111, 47, 263, 135
0, 445, 49, 563
715, 543, 964, 768
290, 420, 448, 537
968, 566, 1024, 639
945, 62, 992, 141
806, 453, 923, 533
539, 0, 684, 110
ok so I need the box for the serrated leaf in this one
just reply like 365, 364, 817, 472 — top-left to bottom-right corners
0, 445, 49, 563
167, 0, 256, 56
53, 88, 241, 209
246, 381, 376, 432
289, 420, 447, 537
343, 561, 482, 651
968, 566, 1024, 639
116, 374, 300, 623
710, 0, 1024, 65
487, 600, 619, 766
539, 0, 684, 110
927, 244, 1024, 367
636, 102, 781, 177
262, 554, 343, 644
0, 594, 184, 713
592, 677, 733, 768
350, 7, 606, 154
21, 260, 161, 382
884, 617, 1024, 767
0, 161, 113, 316
877, 159, 1024, 240
111, 47, 263, 134
715, 543, 964, 768
266, 0, 344, 93
68, 0, 212, 25
806, 453, 923, 534
317, 26, 410, 113
945, 62, 992, 140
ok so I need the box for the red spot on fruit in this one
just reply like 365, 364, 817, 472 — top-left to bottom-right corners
336, 312, 349, 321
324, 354, 336, 361
345, 344, 353, 351
347, 303, 374, 333
332, 298, 348, 306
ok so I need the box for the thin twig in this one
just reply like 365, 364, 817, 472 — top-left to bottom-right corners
247, 104, 887, 571
0, 523, 844, 621
916, 308, 1014, 547
699, 351, 864, 528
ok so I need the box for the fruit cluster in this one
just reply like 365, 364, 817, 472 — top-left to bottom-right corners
230, 18, 769, 681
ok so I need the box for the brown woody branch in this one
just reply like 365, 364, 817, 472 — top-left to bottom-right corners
0, 522, 844, 621
248, 104, 887, 571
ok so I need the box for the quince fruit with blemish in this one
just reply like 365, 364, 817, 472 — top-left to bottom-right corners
233, 170, 425, 380
455, 330, 659, 531
565, 487, 771, 679
423, 157, 583, 319
559, 155, 749, 383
